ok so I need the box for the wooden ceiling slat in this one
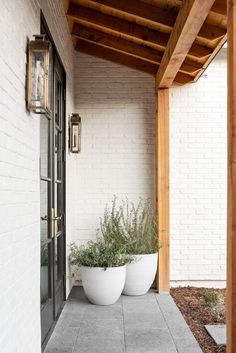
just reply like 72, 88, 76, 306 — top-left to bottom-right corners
75, 0, 176, 30
194, 34, 227, 82
156, 0, 216, 88
67, 2, 213, 59
63, 0, 70, 12
65, 0, 227, 84
72, 23, 203, 75
75, 39, 158, 74
74, 0, 226, 41
75, 39, 192, 84
210, 0, 227, 16
72, 23, 163, 63
174, 72, 194, 85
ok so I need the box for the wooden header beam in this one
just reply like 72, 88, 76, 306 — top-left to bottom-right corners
156, 0, 216, 88
227, 1, 236, 352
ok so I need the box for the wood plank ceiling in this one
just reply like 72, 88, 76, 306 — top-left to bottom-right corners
63, 0, 227, 86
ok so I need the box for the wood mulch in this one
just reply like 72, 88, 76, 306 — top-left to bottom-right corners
170, 287, 226, 353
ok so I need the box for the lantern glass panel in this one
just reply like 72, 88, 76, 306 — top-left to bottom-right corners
31, 51, 46, 108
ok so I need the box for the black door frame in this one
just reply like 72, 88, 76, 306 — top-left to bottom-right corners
40, 12, 67, 349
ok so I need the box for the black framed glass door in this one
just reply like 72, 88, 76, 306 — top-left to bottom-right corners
40, 21, 66, 345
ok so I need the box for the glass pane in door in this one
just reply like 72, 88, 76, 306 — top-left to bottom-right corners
40, 116, 50, 178
40, 180, 49, 306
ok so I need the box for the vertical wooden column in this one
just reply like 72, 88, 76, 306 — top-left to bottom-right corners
156, 88, 170, 293
227, 1, 236, 352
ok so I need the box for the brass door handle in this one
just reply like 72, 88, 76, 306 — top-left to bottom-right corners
52, 215, 62, 221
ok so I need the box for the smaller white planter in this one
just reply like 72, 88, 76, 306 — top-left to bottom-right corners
123, 253, 158, 296
82, 265, 126, 305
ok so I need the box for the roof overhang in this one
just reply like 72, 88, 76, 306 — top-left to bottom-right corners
63, 0, 227, 87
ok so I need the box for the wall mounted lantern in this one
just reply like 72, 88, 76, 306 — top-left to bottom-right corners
69, 114, 81, 153
27, 35, 52, 114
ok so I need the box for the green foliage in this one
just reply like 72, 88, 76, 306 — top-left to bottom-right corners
70, 238, 134, 269
203, 290, 219, 307
100, 196, 159, 255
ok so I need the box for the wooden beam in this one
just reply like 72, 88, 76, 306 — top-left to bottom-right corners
74, 0, 225, 41
67, 3, 213, 60
63, 0, 70, 12
72, 23, 163, 64
75, 39, 192, 85
156, 88, 170, 293
227, 1, 236, 352
72, 23, 202, 75
194, 34, 227, 82
76, 0, 176, 30
156, 0, 216, 88
211, 0, 227, 16
174, 72, 194, 85
75, 39, 158, 75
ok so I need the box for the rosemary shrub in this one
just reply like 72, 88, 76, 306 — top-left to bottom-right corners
101, 197, 159, 255
70, 238, 133, 269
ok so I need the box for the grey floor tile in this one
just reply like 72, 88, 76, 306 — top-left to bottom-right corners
156, 294, 202, 353
79, 318, 124, 338
73, 336, 124, 353
125, 328, 178, 353
123, 297, 166, 329
56, 313, 83, 328
63, 300, 88, 314
205, 325, 226, 345
85, 303, 123, 320
45, 287, 203, 353
44, 348, 73, 353
45, 327, 80, 349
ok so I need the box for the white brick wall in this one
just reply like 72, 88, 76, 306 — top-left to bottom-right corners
170, 48, 227, 287
73, 51, 156, 246
0, 1, 75, 352
74, 49, 227, 287
0, 2, 227, 350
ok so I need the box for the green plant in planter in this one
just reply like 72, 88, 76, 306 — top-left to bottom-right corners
70, 238, 134, 269
121, 198, 159, 254
101, 196, 160, 255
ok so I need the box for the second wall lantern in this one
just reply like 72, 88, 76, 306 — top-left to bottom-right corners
69, 114, 81, 153
27, 34, 52, 114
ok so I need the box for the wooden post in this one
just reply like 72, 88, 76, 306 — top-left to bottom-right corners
227, 1, 236, 352
156, 87, 170, 293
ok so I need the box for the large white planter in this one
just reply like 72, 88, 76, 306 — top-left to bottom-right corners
123, 253, 158, 296
81, 265, 126, 305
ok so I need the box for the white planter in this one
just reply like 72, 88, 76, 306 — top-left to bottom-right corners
81, 265, 126, 305
123, 253, 158, 296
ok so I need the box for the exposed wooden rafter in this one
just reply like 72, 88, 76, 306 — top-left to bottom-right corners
67, 2, 213, 60
72, 0, 225, 41
156, 0, 216, 88
75, 39, 158, 74
72, 23, 202, 75
64, 0, 227, 85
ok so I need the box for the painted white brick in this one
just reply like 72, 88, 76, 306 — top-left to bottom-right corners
74, 49, 227, 289
0, 0, 75, 352
73, 51, 156, 249
170, 48, 227, 287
